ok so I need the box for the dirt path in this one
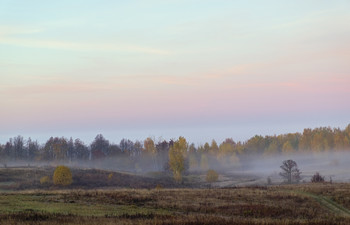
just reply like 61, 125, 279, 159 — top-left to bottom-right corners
291, 190, 350, 218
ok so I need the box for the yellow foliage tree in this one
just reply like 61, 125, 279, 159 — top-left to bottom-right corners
40, 176, 51, 186
229, 152, 240, 165
144, 137, 158, 170
218, 142, 233, 161
189, 154, 198, 170
53, 165, 73, 186
200, 154, 209, 170
264, 141, 279, 156
282, 141, 294, 155
206, 169, 219, 185
209, 140, 219, 155
169, 137, 187, 182
217, 142, 240, 167
144, 137, 156, 154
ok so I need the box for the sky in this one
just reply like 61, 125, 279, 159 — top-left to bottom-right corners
1, 0, 350, 145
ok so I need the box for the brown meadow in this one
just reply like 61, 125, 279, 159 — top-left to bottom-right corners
1, 183, 350, 224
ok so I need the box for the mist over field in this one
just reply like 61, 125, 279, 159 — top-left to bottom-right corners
226, 151, 350, 185
0, 124, 349, 187
2, 150, 350, 188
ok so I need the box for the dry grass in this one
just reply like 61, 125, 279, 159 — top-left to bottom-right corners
1, 184, 350, 224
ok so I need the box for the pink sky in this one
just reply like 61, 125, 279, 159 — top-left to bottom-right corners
1, 1, 350, 144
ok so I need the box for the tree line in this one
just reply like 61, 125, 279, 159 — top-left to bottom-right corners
1, 125, 350, 176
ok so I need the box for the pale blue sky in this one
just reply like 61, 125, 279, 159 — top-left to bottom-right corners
1, 1, 350, 144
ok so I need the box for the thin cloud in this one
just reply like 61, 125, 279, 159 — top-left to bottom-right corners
0, 25, 43, 36
0, 37, 170, 55
1, 81, 122, 96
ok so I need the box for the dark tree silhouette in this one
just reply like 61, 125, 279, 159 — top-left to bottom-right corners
90, 134, 109, 160
311, 172, 325, 183
280, 159, 301, 184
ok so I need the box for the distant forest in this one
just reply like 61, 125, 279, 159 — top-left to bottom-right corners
1, 124, 350, 172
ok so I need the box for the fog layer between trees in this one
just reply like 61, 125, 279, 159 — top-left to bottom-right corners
1, 125, 350, 183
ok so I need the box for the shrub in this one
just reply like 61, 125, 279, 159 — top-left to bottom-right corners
155, 184, 163, 190
206, 169, 219, 183
311, 172, 325, 183
53, 165, 73, 186
40, 176, 51, 186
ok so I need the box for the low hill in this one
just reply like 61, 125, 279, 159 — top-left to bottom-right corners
0, 166, 193, 190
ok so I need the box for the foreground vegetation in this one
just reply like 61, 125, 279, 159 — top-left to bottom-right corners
1, 183, 350, 224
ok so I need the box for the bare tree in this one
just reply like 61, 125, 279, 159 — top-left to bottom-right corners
280, 159, 301, 184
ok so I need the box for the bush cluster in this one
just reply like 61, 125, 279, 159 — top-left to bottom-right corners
206, 169, 219, 183
40, 176, 51, 185
53, 165, 73, 186
311, 172, 325, 183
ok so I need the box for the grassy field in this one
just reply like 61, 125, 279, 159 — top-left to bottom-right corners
1, 167, 350, 224
1, 184, 350, 224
